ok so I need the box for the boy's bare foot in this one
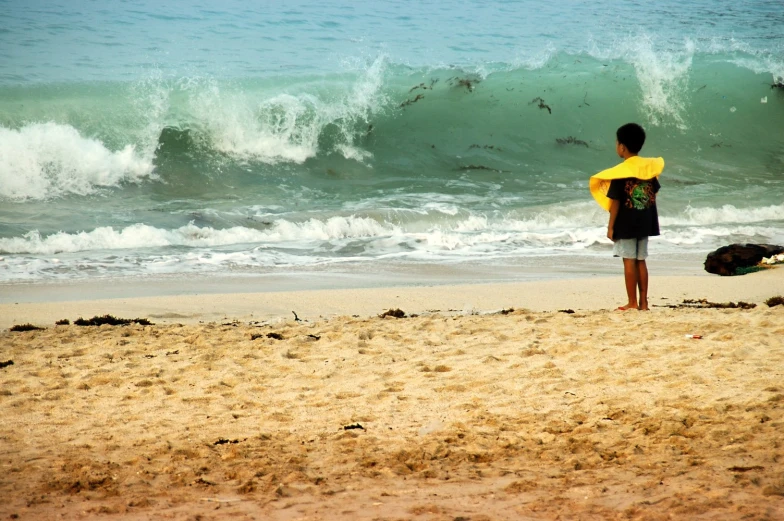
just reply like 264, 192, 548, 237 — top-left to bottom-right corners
639, 301, 650, 311
617, 304, 638, 311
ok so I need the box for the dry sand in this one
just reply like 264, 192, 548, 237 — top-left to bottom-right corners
1, 269, 783, 520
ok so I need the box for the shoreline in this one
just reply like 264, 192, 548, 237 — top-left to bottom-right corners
0, 251, 711, 303
1, 267, 781, 330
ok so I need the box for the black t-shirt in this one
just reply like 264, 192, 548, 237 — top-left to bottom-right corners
607, 177, 661, 239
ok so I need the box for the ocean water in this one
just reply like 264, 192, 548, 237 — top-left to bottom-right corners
1, 0, 783, 286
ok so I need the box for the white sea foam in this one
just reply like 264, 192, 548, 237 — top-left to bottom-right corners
7, 201, 776, 257
1, 200, 781, 282
701, 37, 784, 80
661, 225, 780, 246
511, 42, 558, 71
582, 34, 784, 129
585, 35, 696, 128
265, 215, 394, 242
661, 204, 784, 226
188, 56, 388, 164
197, 88, 321, 164
0, 123, 155, 200
0, 216, 397, 255
335, 144, 373, 162
624, 37, 694, 129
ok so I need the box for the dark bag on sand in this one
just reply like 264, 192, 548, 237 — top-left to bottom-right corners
704, 243, 784, 276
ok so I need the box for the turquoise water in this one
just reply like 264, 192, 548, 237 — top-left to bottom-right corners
1, 0, 783, 283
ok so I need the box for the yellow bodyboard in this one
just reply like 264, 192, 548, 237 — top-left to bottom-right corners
589, 156, 664, 211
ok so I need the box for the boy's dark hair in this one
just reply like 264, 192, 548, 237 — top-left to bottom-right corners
616, 123, 646, 154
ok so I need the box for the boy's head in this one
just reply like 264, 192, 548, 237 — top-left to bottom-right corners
616, 123, 646, 157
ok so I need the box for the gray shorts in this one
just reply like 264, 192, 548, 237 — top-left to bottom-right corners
613, 237, 649, 260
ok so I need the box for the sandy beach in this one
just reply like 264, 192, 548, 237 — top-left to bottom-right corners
4, 1, 784, 519
2, 268, 783, 520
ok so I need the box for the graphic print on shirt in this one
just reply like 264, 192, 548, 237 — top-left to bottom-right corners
624, 180, 657, 210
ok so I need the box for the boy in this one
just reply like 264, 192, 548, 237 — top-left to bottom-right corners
589, 123, 664, 310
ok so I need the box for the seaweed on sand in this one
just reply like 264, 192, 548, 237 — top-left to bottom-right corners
73, 315, 153, 326
9, 324, 45, 332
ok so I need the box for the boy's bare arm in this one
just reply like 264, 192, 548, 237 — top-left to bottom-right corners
607, 199, 619, 241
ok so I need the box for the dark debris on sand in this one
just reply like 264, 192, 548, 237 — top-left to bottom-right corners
665, 299, 757, 310
379, 308, 406, 319
251, 332, 284, 341
9, 324, 45, 332
260, 332, 284, 340
765, 296, 784, 307
214, 438, 241, 446
73, 315, 153, 326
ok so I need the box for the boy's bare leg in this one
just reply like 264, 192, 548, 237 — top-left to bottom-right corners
620, 258, 639, 310
637, 259, 649, 310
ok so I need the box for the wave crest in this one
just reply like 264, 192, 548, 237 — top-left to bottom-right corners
0, 122, 155, 200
